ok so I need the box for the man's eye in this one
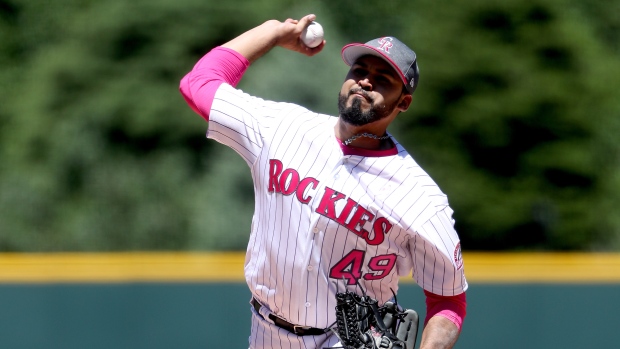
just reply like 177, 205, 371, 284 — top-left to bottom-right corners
376, 76, 389, 83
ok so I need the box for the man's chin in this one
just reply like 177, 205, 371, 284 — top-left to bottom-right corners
339, 113, 373, 126
338, 93, 377, 126
346, 100, 371, 113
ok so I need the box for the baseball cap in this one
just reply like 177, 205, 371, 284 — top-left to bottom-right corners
341, 37, 419, 94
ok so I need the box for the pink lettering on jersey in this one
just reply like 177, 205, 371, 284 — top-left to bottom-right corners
268, 159, 284, 193
279, 169, 300, 195
315, 186, 392, 246
345, 205, 376, 242
315, 187, 346, 219
336, 197, 358, 226
296, 177, 319, 204
370, 217, 393, 245
268, 161, 393, 246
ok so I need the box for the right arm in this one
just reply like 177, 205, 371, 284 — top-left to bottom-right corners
179, 15, 324, 120
221, 14, 324, 63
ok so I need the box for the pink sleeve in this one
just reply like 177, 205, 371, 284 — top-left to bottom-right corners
179, 47, 250, 121
424, 290, 467, 331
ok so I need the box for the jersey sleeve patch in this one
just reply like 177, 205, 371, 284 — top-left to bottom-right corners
454, 242, 463, 270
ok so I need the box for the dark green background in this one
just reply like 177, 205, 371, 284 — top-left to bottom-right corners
0, 282, 617, 348
2, 0, 620, 253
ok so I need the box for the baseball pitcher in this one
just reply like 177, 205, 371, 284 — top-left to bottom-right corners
179, 14, 468, 349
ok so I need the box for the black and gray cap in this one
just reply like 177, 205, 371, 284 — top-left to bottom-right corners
341, 37, 420, 94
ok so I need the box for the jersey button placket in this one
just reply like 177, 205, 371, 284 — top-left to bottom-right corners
331, 158, 347, 182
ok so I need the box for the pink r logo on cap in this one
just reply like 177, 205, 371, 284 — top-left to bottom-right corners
377, 37, 394, 53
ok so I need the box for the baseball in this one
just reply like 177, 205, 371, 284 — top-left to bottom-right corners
300, 21, 324, 48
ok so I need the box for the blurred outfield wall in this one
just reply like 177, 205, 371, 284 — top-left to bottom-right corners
0, 252, 619, 349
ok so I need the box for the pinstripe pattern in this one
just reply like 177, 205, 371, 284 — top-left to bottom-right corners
208, 84, 467, 348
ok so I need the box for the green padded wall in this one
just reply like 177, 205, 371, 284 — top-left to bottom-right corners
0, 283, 617, 348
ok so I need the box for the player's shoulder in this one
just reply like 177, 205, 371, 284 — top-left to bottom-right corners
392, 139, 449, 199
390, 140, 426, 173
216, 84, 333, 123
215, 83, 284, 110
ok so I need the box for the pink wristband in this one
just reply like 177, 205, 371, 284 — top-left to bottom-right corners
424, 290, 467, 331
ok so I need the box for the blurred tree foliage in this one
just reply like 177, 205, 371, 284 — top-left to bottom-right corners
0, 0, 618, 251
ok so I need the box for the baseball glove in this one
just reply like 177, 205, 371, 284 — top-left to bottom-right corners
333, 290, 419, 349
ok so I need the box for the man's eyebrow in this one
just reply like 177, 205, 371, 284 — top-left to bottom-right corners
353, 61, 398, 78
352, 61, 368, 68
377, 68, 397, 77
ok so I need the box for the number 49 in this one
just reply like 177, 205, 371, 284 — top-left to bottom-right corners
329, 249, 397, 285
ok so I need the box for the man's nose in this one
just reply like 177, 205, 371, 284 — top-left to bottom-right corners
358, 78, 372, 91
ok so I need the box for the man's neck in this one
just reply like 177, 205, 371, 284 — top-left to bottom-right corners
334, 120, 391, 150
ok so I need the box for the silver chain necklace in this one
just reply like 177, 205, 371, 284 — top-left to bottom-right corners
342, 132, 390, 146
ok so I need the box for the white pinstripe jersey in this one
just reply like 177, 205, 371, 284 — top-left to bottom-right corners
207, 83, 468, 330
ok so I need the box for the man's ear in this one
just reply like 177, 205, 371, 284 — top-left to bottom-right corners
397, 94, 413, 112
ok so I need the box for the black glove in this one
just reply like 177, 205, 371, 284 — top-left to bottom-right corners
334, 290, 419, 349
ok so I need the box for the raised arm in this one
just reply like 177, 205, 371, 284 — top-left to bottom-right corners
179, 15, 325, 121
221, 14, 325, 63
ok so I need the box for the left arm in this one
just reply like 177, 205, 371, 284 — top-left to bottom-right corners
419, 291, 467, 349
408, 206, 467, 348
420, 316, 461, 349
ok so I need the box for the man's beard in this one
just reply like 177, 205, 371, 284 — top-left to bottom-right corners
337, 89, 395, 126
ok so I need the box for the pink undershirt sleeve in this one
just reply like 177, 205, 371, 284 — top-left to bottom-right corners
424, 290, 467, 331
179, 46, 250, 121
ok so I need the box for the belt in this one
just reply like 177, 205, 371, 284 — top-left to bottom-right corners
251, 298, 329, 336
